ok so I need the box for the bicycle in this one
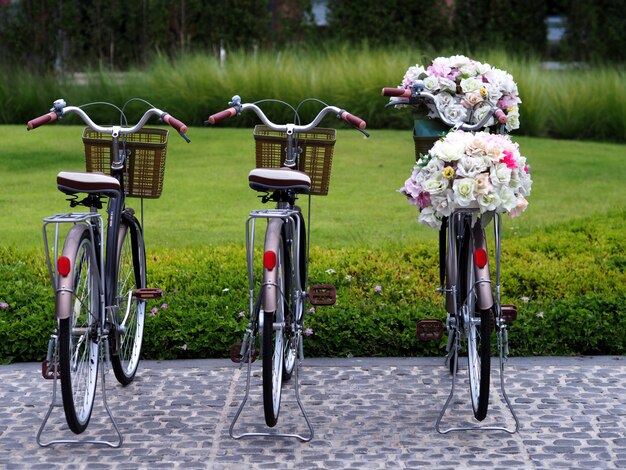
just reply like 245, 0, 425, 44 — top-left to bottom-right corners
28, 98, 189, 445
382, 82, 521, 433
208, 95, 367, 440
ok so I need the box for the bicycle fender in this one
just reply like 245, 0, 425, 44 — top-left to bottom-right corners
472, 223, 494, 311
56, 225, 99, 320
261, 218, 284, 314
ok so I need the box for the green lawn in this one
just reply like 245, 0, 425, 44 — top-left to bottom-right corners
1, 125, 624, 251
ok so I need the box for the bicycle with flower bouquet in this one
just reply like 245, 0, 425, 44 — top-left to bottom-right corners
382, 56, 531, 433
209, 95, 367, 441
28, 98, 189, 446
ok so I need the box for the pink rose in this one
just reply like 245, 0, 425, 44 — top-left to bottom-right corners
508, 196, 529, 218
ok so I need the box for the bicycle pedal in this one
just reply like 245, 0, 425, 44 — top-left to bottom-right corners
308, 284, 336, 306
229, 342, 258, 363
501, 304, 518, 323
41, 360, 60, 380
134, 288, 163, 300
416, 319, 444, 341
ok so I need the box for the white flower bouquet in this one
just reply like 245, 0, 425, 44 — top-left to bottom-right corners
396, 55, 521, 131
401, 130, 532, 230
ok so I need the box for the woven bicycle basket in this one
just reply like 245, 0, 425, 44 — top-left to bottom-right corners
414, 135, 441, 161
253, 125, 336, 196
82, 128, 169, 198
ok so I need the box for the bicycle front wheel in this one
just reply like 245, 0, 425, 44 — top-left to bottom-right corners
460, 221, 491, 421
262, 220, 288, 427
58, 225, 100, 434
110, 217, 147, 385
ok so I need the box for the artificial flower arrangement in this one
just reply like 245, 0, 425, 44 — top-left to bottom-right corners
400, 130, 532, 230
395, 55, 521, 132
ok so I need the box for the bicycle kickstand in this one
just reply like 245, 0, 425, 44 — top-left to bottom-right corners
36, 332, 123, 447
435, 324, 519, 434
229, 331, 314, 442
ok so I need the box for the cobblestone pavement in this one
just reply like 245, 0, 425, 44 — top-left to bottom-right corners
1, 356, 625, 469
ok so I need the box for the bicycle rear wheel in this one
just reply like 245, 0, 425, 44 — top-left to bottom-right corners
283, 212, 306, 380
58, 225, 100, 434
110, 217, 147, 385
262, 221, 288, 427
460, 219, 491, 421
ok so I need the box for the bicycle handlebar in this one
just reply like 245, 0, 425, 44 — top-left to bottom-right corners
381, 86, 507, 132
208, 96, 367, 133
381, 87, 412, 98
27, 99, 190, 142
207, 107, 238, 125
26, 112, 58, 130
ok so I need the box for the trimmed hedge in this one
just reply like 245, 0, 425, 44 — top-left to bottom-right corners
1, 209, 624, 363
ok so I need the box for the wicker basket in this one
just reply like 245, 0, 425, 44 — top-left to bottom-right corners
253, 125, 336, 196
83, 128, 168, 198
414, 135, 441, 161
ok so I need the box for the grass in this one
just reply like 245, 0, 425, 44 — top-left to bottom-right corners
2, 46, 625, 141
1, 125, 625, 251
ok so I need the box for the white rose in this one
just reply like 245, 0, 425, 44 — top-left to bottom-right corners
499, 187, 518, 211
461, 77, 481, 94
456, 156, 487, 178
452, 177, 477, 207
483, 83, 503, 105
485, 142, 504, 162
449, 55, 471, 69
473, 104, 495, 128
465, 135, 488, 157
423, 174, 448, 195
519, 173, 532, 197
459, 63, 477, 77
439, 78, 457, 93
475, 62, 491, 75
418, 207, 442, 230
402, 65, 426, 86
505, 110, 520, 131
442, 104, 468, 125
477, 191, 501, 213
435, 92, 455, 110
432, 140, 465, 162
423, 75, 440, 92
431, 189, 455, 217
490, 163, 512, 187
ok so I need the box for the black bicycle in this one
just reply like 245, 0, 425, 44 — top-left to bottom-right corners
29, 99, 189, 436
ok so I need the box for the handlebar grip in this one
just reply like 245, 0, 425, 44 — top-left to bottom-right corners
494, 109, 508, 124
341, 111, 367, 130
381, 87, 411, 98
27, 112, 58, 130
208, 107, 238, 125
162, 114, 188, 134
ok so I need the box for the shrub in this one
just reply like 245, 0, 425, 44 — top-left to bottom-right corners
1, 210, 624, 363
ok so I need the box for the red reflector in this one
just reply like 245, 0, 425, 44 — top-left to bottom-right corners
58, 256, 71, 277
263, 251, 276, 270
474, 249, 488, 268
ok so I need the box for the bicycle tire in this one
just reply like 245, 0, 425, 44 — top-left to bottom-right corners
110, 216, 147, 385
460, 219, 491, 421
283, 212, 306, 380
262, 221, 288, 427
58, 226, 100, 434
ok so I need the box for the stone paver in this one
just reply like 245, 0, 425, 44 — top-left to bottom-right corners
1, 356, 625, 469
